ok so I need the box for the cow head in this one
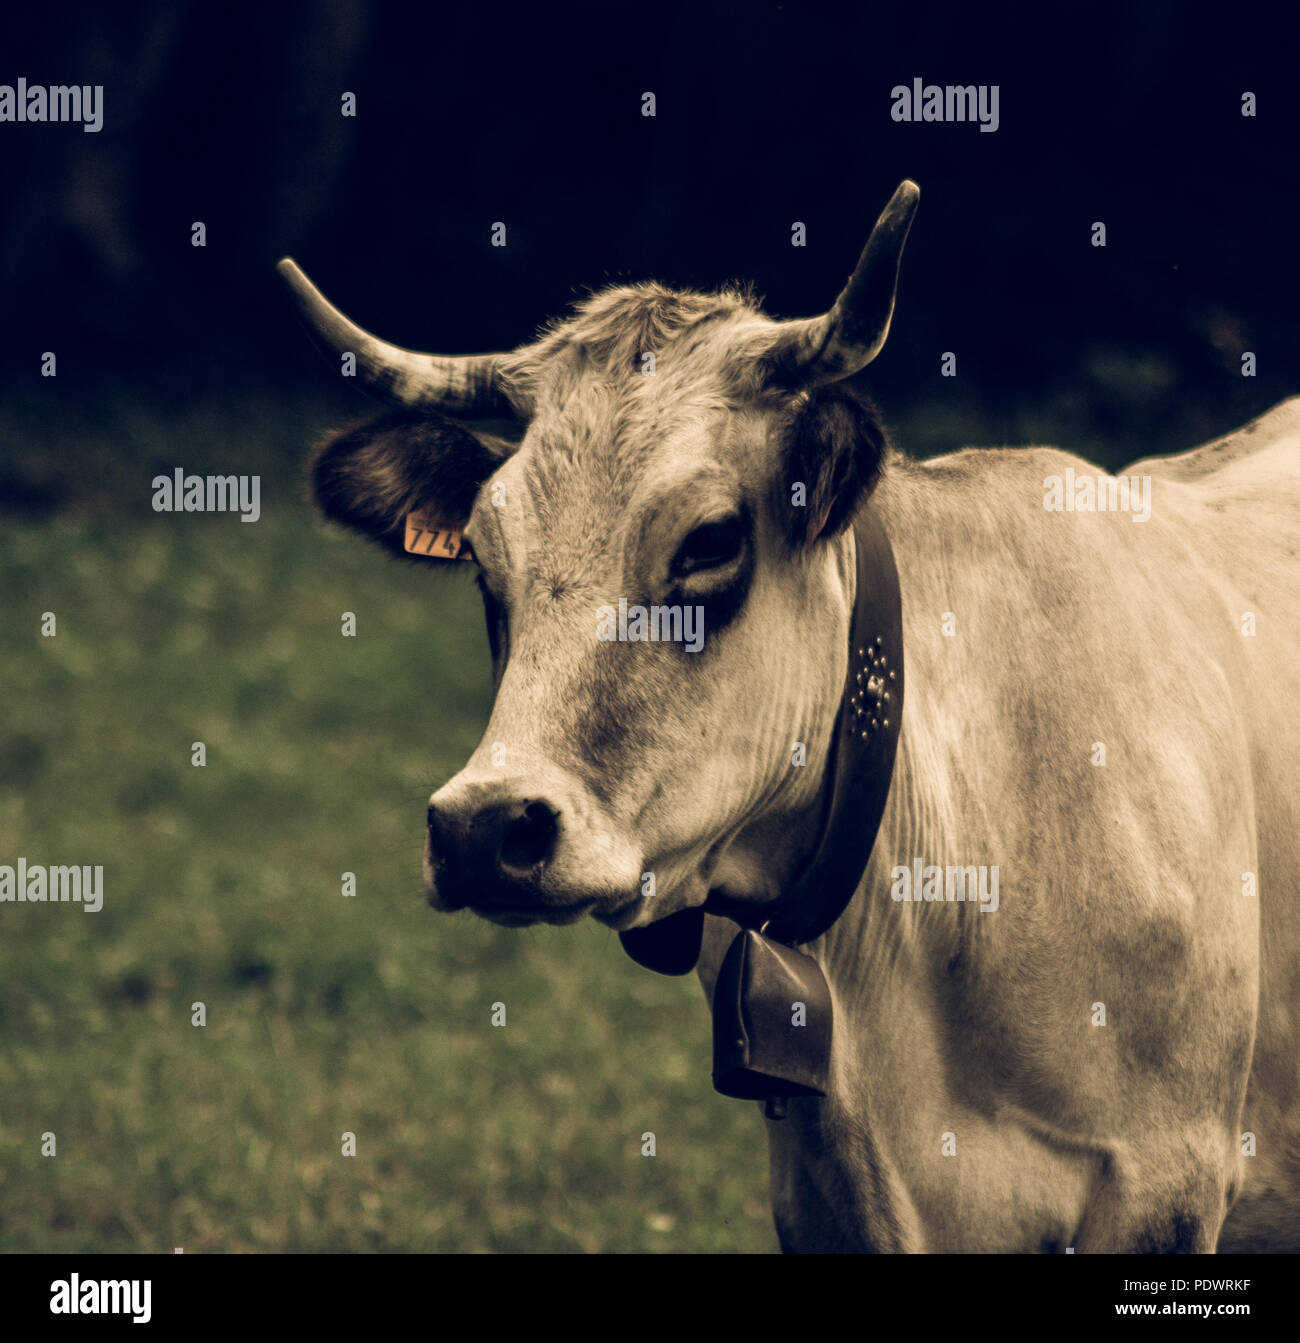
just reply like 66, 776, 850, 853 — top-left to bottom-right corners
282, 181, 918, 933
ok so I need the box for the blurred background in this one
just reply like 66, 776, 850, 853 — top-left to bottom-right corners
0, 1, 1293, 1251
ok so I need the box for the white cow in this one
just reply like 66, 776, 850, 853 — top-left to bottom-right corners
281, 182, 1300, 1251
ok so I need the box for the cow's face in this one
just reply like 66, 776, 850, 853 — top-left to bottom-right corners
283, 182, 918, 931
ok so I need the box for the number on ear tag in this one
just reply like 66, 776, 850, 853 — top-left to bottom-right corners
404, 510, 472, 560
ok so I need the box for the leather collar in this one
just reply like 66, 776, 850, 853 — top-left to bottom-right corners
620, 504, 905, 973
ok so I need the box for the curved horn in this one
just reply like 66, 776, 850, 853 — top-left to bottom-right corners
276, 258, 513, 417
768, 179, 920, 388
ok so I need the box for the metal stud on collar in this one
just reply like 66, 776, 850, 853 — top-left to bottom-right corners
849, 632, 894, 739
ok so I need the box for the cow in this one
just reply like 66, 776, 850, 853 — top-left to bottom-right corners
279, 180, 1300, 1252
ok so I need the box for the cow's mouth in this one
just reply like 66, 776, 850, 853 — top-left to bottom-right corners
430, 887, 643, 931
473, 902, 594, 928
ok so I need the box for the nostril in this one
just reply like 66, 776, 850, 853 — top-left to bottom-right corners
499, 800, 559, 873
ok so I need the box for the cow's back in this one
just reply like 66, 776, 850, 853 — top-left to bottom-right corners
1133, 400, 1300, 1250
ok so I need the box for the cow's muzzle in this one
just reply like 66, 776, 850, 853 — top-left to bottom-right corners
424, 774, 643, 927
427, 794, 558, 909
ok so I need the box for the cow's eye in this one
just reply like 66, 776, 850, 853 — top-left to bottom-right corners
671, 516, 746, 579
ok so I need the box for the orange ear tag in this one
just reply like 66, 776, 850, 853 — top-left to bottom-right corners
404, 510, 473, 561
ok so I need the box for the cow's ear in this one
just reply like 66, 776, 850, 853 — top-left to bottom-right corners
311, 408, 514, 557
777, 383, 889, 547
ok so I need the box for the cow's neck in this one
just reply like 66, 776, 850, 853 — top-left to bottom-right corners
803, 471, 970, 1054
819, 467, 975, 987
765, 468, 984, 1249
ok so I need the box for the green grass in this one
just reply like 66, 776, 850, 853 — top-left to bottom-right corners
0, 407, 775, 1252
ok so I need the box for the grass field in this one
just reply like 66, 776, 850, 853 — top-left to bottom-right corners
0, 389, 776, 1253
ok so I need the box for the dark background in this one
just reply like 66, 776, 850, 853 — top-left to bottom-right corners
2, 0, 1295, 503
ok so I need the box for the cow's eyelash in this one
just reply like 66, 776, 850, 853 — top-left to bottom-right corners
670, 516, 747, 580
